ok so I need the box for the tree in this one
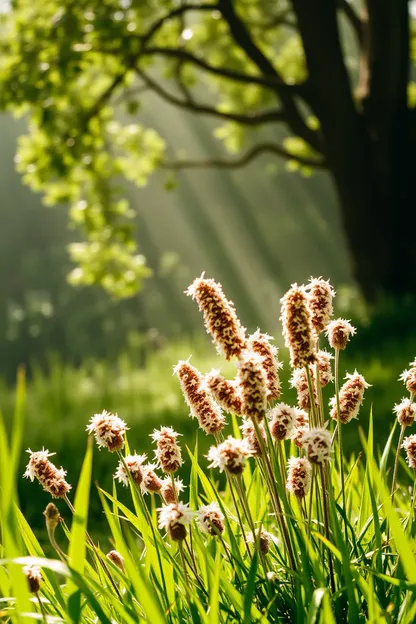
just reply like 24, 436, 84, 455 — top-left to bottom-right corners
0, 0, 414, 299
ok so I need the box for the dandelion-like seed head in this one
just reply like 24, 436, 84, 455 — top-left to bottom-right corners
240, 418, 266, 456
247, 528, 274, 555
158, 502, 194, 541
399, 360, 416, 395
326, 318, 356, 351
86, 410, 127, 452
160, 476, 185, 504
286, 456, 312, 498
306, 277, 335, 334
237, 351, 268, 422
302, 428, 332, 464
206, 369, 243, 416
402, 434, 416, 469
393, 398, 416, 428
207, 436, 252, 475
114, 453, 147, 486
330, 370, 370, 424
186, 274, 247, 360
316, 350, 334, 387
197, 502, 225, 536
280, 283, 317, 369
151, 426, 183, 474
247, 330, 282, 400
174, 360, 225, 435
24, 449, 71, 498
291, 408, 309, 448
23, 564, 42, 593
141, 463, 163, 494
269, 403, 296, 441
107, 550, 125, 572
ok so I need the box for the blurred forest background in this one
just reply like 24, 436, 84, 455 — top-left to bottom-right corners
1, 0, 416, 530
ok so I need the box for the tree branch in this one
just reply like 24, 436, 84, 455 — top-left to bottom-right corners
161, 142, 325, 170
338, 0, 364, 46
139, 3, 218, 48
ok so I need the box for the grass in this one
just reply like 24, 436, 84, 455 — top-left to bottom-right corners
1, 276, 416, 623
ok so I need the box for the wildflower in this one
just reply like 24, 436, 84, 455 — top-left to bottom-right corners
23, 564, 42, 593
240, 419, 266, 456
151, 427, 183, 474
86, 410, 127, 452
306, 277, 335, 334
402, 434, 416, 469
291, 408, 309, 448
24, 449, 71, 498
326, 319, 356, 351
114, 453, 147, 486
394, 399, 416, 428
399, 360, 416, 395
141, 464, 163, 494
174, 360, 225, 435
302, 428, 332, 464
290, 368, 318, 412
247, 528, 273, 555
206, 369, 243, 415
286, 457, 312, 498
186, 274, 246, 359
107, 550, 125, 572
158, 502, 194, 541
316, 350, 334, 387
280, 283, 316, 369
330, 371, 370, 424
269, 403, 296, 441
197, 502, 225, 536
237, 351, 268, 421
160, 477, 185, 504
247, 330, 282, 400
207, 437, 252, 475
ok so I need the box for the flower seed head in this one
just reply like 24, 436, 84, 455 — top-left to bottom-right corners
237, 351, 268, 422
207, 436, 252, 475
306, 277, 335, 334
24, 449, 71, 498
247, 528, 274, 555
141, 464, 163, 494
174, 360, 225, 435
330, 371, 370, 424
186, 274, 247, 359
399, 360, 416, 395
393, 398, 416, 428
114, 453, 147, 486
290, 408, 309, 448
247, 330, 282, 400
43, 503, 61, 532
158, 502, 194, 541
280, 284, 316, 369
302, 428, 332, 464
269, 403, 296, 441
197, 502, 225, 536
316, 350, 334, 387
290, 368, 318, 412
326, 318, 356, 350
160, 477, 185, 504
107, 550, 125, 572
206, 370, 243, 416
286, 457, 312, 498
23, 564, 42, 593
86, 410, 127, 452
151, 427, 183, 474
402, 434, 416, 469
240, 419, 266, 456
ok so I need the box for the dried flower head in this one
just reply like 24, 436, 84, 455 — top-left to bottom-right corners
186, 274, 246, 359
393, 399, 416, 428
280, 284, 316, 369
86, 410, 127, 452
114, 453, 147, 487
197, 502, 225, 536
402, 434, 416, 469
207, 437, 252, 475
291, 408, 309, 448
330, 371, 370, 424
107, 550, 125, 572
158, 502, 194, 541
302, 428, 332, 464
151, 427, 183, 474
24, 449, 71, 498
247, 528, 273, 555
237, 351, 268, 421
290, 368, 318, 412
306, 278, 335, 334
206, 369, 243, 416
316, 350, 334, 387
160, 477, 185, 504
399, 360, 416, 395
247, 330, 282, 400
23, 564, 42, 593
141, 464, 163, 494
326, 318, 356, 351
174, 360, 225, 435
43, 502, 61, 533
240, 419, 266, 456
269, 403, 296, 441
286, 457, 312, 498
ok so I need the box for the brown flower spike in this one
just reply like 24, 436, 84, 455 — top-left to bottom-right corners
206, 369, 243, 415
302, 428, 332, 464
237, 351, 268, 422
269, 403, 296, 441
393, 399, 416, 428
330, 371, 370, 424
207, 437, 252, 475
198, 502, 225, 536
186, 275, 247, 359
291, 408, 309, 448
23, 564, 42, 593
402, 434, 416, 469
86, 410, 127, 452
240, 419, 266, 456
280, 284, 316, 369
400, 360, 416, 395
286, 457, 312, 498
326, 319, 356, 351
306, 278, 335, 334
24, 449, 71, 498
151, 427, 183, 474
290, 368, 318, 412
247, 330, 282, 400
141, 464, 163, 495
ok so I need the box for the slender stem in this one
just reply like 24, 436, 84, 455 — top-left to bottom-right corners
308, 465, 315, 537
315, 360, 324, 427
35, 592, 47, 624
178, 541, 192, 607
305, 366, 318, 429
320, 465, 336, 593
391, 426, 405, 501
170, 473, 179, 503
277, 442, 287, 486
334, 349, 348, 545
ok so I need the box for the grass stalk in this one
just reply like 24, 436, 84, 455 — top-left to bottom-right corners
334, 349, 348, 545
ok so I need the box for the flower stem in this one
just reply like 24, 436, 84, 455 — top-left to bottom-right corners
391, 425, 405, 501
319, 465, 336, 594
334, 349, 348, 545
